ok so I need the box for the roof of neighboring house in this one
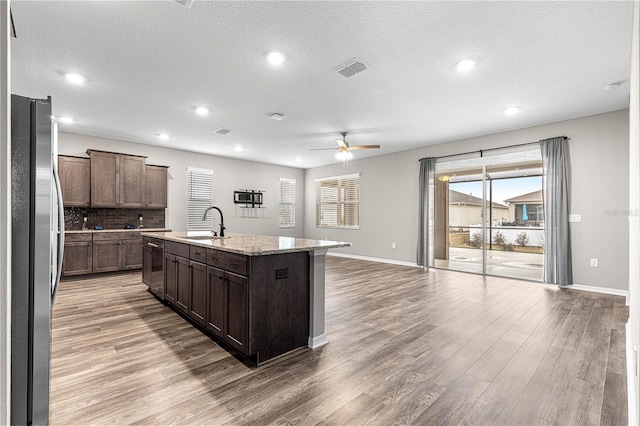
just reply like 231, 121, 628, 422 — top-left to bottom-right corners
504, 189, 543, 204
449, 190, 508, 208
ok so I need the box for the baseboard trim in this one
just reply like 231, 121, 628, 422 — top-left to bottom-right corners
308, 334, 328, 349
569, 283, 629, 299
627, 322, 638, 426
327, 252, 421, 268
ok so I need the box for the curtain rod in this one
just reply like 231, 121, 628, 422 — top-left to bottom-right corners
417, 135, 568, 162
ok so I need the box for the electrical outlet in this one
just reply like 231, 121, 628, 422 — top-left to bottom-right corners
590, 258, 599, 267
569, 214, 582, 223
391, 242, 396, 249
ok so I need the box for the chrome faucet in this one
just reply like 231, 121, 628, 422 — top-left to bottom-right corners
202, 206, 225, 237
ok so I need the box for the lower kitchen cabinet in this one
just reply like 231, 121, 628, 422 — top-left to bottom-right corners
92, 232, 142, 273
175, 256, 190, 313
164, 253, 177, 304
62, 234, 93, 276
207, 266, 248, 352
189, 261, 207, 326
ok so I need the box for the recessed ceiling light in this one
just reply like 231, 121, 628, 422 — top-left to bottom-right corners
58, 116, 74, 124
267, 51, 286, 66
234, 146, 244, 152
456, 59, 476, 72
295, 157, 302, 163
504, 106, 521, 116
158, 133, 169, 140
195, 106, 210, 116
269, 113, 286, 121
64, 73, 86, 85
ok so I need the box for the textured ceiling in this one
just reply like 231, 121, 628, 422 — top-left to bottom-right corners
10, 1, 634, 168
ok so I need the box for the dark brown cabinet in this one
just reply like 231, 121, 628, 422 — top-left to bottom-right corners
58, 155, 90, 207
145, 165, 168, 208
61, 233, 93, 276
189, 261, 208, 326
92, 232, 142, 273
164, 253, 177, 305
160, 239, 309, 364
87, 150, 146, 208
206, 266, 248, 352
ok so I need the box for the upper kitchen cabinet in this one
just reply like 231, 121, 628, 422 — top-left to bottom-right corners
58, 155, 90, 207
145, 165, 168, 208
87, 150, 146, 208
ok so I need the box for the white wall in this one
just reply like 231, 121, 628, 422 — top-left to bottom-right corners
627, 0, 639, 423
305, 110, 630, 291
58, 133, 306, 238
0, 1, 10, 422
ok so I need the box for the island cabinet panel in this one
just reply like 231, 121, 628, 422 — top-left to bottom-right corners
206, 267, 225, 338
189, 261, 208, 326
225, 272, 249, 352
249, 252, 309, 364
164, 253, 177, 304
175, 256, 190, 313
145, 165, 168, 208
62, 233, 93, 276
58, 156, 90, 207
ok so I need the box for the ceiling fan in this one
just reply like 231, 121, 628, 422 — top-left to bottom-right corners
311, 132, 381, 161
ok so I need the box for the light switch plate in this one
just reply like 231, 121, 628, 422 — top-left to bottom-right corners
569, 214, 582, 223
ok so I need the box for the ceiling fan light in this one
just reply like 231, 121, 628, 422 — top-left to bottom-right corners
335, 151, 353, 161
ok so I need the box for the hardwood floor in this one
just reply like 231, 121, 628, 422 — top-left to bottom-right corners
50, 256, 628, 425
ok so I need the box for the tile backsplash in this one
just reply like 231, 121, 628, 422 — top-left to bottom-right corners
64, 208, 166, 230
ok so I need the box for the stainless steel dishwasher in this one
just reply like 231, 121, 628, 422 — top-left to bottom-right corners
143, 237, 164, 299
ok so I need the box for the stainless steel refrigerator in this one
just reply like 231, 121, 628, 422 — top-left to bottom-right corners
11, 94, 64, 425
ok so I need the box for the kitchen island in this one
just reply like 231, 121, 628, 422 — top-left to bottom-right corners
140, 231, 350, 364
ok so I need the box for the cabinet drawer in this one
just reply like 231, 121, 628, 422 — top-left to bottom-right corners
165, 241, 190, 257
93, 231, 139, 241
207, 249, 247, 276
65, 233, 92, 242
190, 245, 207, 263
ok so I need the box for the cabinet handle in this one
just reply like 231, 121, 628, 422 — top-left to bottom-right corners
231, 262, 239, 266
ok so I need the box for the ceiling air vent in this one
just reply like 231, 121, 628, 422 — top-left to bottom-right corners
334, 58, 367, 79
213, 128, 231, 135
174, 0, 194, 9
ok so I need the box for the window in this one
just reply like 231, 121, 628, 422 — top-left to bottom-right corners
279, 178, 296, 228
187, 167, 213, 231
316, 173, 360, 228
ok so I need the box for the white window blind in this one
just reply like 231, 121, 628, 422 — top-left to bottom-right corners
279, 178, 296, 228
187, 167, 214, 231
316, 173, 360, 228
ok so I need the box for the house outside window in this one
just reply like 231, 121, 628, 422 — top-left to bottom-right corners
187, 167, 214, 231
279, 178, 295, 228
315, 173, 360, 228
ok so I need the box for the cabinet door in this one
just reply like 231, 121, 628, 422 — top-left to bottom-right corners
90, 151, 118, 207
175, 256, 190, 313
142, 246, 153, 285
189, 261, 207, 326
92, 240, 120, 273
62, 242, 93, 276
145, 165, 168, 208
121, 238, 143, 270
58, 156, 90, 207
164, 253, 177, 304
120, 155, 145, 208
225, 272, 248, 353
206, 267, 225, 338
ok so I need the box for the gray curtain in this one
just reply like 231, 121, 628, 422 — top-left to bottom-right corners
417, 157, 435, 267
540, 137, 573, 285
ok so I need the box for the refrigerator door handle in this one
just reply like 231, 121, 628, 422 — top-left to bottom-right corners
51, 160, 65, 303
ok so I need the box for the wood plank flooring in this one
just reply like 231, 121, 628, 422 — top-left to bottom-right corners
50, 257, 629, 425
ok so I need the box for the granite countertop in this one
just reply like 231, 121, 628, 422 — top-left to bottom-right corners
141, 231, 351, 256
66, 228, 171, 234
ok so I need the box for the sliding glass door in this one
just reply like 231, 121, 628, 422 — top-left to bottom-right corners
432, 147, 544, 281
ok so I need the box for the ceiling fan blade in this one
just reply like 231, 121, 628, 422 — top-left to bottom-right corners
349, 144, 381, 150
310, 147, 339, 151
